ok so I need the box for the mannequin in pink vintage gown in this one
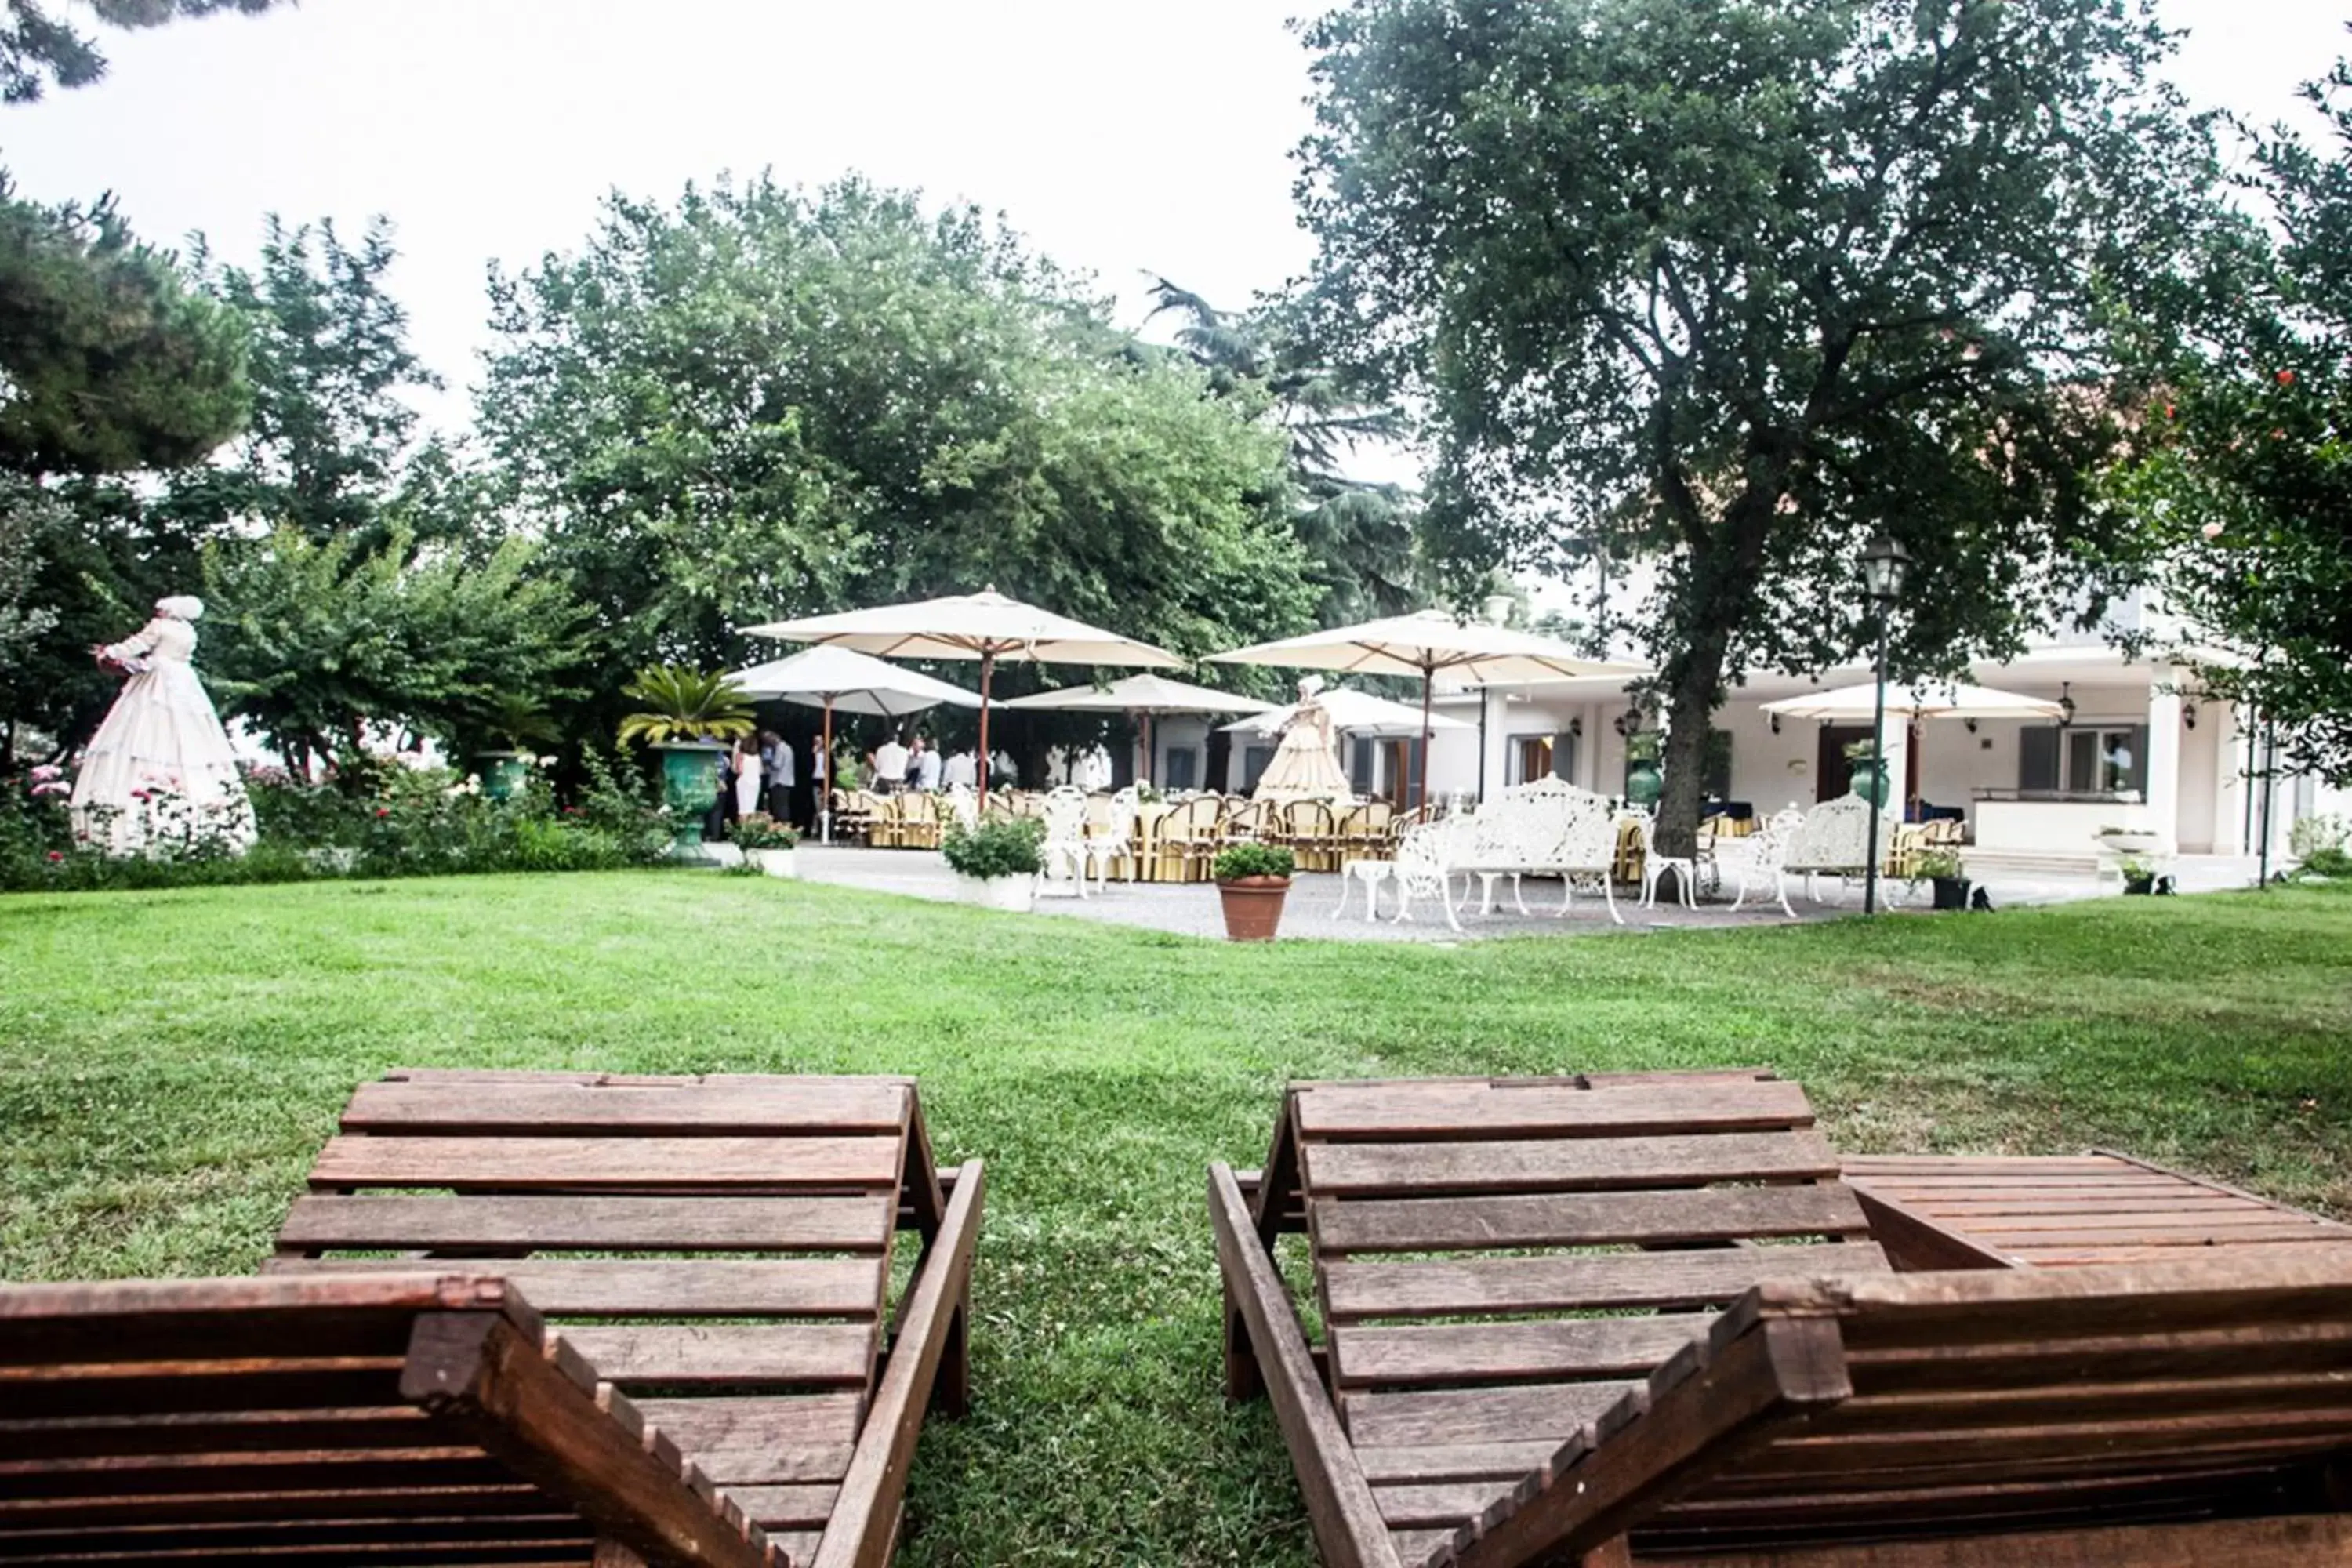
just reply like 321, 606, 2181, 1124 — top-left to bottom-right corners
1253, 676, 1355, 800
68, 595, 257, 856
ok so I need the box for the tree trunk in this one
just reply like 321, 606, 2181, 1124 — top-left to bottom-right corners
1655, 653, 1722, 862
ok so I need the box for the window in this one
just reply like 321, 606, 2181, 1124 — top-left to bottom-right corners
1511, 731, 1577, 786
1242, 746, 1274, 790
1163, 748, 1198, 792
2020, 724, 2148, 797
1350, 738, 1375, 796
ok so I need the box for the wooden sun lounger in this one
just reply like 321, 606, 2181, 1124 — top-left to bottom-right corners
0, 1272, 786, 1566
1842, 1151, 2352, 1269
1213, 1072, 2352, 1567
1, 1070, 982, 1568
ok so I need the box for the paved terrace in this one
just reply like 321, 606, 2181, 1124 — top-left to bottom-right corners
784, 846, 2267, 943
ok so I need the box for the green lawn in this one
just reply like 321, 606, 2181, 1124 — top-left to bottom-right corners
5, 872, 2350, 1565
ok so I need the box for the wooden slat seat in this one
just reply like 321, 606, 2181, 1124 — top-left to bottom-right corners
1842, 1152, 2352, 1270
3, 1071, 982, 1568
1216, 1073, 2352, 1568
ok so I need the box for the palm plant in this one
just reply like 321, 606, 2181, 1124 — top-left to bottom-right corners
615, 666, 754, 747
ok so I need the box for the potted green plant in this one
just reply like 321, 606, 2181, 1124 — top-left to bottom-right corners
1214, 841, 1296, 941
942, 818, 1044, 912
2118, 857, 2157, 896
616, 666, 755, 858
474, 693, 562, 802
1914, 848, 1971, 912
730, 812, 799, 877
1622, 731, 1663, 808
2096, 823, 2161, 856
1842, 738, 1889, 806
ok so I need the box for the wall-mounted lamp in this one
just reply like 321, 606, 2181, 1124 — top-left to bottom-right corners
2183, 706, 2198, 730
1769, 713, 1782, 735
1963, 717, 1979, 735
1613, 710, 1639, 738
2057, 681, 2076, 727
1568, 716, 1584, 739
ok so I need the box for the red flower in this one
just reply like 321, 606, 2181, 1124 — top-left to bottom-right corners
375, 806, 390, 818
2277, 368, 2296, 386
45, 850, 62, 862
2162, 403, 2176, 419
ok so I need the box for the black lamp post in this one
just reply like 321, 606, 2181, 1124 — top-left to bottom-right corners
1860, 535, 1911, 915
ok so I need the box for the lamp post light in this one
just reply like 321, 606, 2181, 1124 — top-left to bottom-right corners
1860, 535, 1911, 915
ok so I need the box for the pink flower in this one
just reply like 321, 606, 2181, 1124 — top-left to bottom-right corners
130, 789, 151, 802
375, 807, 390, 818
29, 764, 61, 781
30, 780, 68, 797
2277, 368, 2296, 386
2201, 521, 2225, 540
45, 850, 61, 863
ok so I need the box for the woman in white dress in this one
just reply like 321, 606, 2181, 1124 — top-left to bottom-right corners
70, 596, 256, 856
1252, 676, 1354, 800
731, 734, 764, 819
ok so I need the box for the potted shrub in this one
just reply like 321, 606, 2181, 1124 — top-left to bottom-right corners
2096, 824, 2161, 856
2118, 857, 2158, 896
1214, 842, 1296, 942
474, 693, 562, 802
730, 813, 799, 877
942, 818, 1044, 912
616, 666, 754, 858
1915, 848, 1971, 912
1843, 739, 1889, 806
1622, 731, 1663, 808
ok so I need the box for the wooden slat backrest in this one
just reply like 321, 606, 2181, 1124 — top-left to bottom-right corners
1430, 1254, 2352, 1566
1284, 1073, 1886, 1568
0, 1273, 781, 1566
263, 1071, 949, 1556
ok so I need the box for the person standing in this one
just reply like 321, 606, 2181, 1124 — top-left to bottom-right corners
873, 731, 909, 794
941, 748, 977, 792
913, 735, 942, 793
760, 730, 795, 822
730, 734, 763, 821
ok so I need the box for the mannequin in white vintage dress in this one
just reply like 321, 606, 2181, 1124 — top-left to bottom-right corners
69, 596, 256, 856
1252, 676, 1355, 800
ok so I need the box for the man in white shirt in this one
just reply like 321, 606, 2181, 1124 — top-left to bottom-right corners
913, 737, 942, 793
941, 750, 977, 791
873, 734, 909, 793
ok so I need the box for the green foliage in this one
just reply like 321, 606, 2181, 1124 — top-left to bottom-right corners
1624, 730, 1662, 764
1913, 850, 1965, 880
201, 527, 590, 764
0, 0, 281, 101
2304, 846, 2352, 880
1294, 0, 2219, 855
0, 477, 61, 681
615, 666, 753, 747
172, 216, 445, 547
0, 183, 249, 476
940, 817, 1044, 880
1212, 841, 1295, 881
728, 812, 797, 851
2107, 58, 2352, 785
0, 754, 670, 892
2293, 814, 2350, 861
477, 176, 1318, 686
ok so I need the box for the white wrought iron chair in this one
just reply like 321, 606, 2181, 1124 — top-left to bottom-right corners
1083, 786, 1138, 886
1037, 786, 1092, 899
1625, 806, 1697, 910
1716, 805, 1804, 917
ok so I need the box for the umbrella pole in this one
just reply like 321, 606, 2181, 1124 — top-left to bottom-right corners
1417, 673, 1433, 811
977, 650, 995, 810
1143, 711, 1154, 789
821, 696, 835, 845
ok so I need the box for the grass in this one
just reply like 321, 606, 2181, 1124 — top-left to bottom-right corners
4, 871, 2351, 1565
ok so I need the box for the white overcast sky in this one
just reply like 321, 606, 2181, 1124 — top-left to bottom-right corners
0, 0, 2342, 447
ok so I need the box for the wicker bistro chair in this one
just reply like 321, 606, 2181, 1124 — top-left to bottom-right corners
1283, 799, 1343, 874
1221, 798, 1274, 845
1160, 795, 1228, 883
829, 788, 876, 845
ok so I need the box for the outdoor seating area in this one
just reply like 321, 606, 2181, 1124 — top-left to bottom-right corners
1213, 1069, 2352, 1568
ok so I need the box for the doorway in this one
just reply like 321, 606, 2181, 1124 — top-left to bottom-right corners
1814, 722, 1922, 807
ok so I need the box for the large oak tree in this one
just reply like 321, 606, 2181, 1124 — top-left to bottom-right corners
1294, 0, 2218, 851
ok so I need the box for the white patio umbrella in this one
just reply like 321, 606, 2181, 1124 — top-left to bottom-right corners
1760, 681, 2066, 722
742, 588, 1183, 804
728, 646, 982, 842
1210, 610, 1650, 806
1221, 685, 1474, 741
997, 673, 1274, 787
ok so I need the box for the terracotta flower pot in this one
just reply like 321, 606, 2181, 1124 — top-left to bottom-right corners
1217, 874, 1291, 942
